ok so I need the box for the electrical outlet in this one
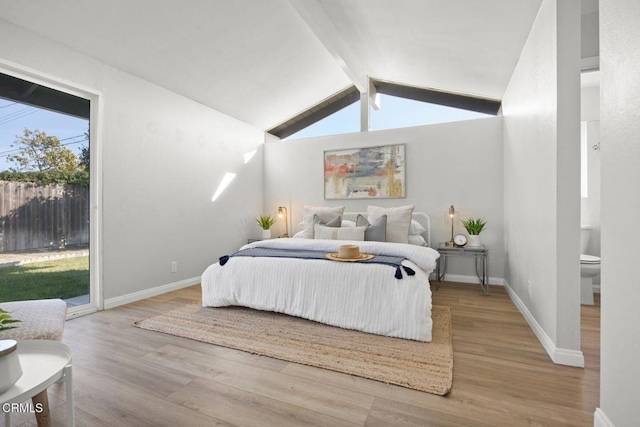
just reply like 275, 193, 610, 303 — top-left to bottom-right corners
171, 261, 178, 273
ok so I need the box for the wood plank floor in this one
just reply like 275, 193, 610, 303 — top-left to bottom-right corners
5, 283, 600, 427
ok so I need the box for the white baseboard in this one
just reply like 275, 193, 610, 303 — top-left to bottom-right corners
594, 408, 615, 427
429, 273, 504, 286
503, 280, 585, 368
104, 276, 200, 309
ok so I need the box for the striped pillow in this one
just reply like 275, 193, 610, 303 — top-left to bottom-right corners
313, 224, 366, 241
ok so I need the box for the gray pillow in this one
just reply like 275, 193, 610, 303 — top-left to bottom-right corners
310, 214, 341, 238
325, 215, 342, 227
356, 214, 387, 242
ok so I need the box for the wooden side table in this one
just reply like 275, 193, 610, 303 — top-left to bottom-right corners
436, 243, 489, 295
0, 340, 74, 427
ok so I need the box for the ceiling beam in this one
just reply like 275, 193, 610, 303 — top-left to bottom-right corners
372, 79, 502, 115
288, 0, 368, 93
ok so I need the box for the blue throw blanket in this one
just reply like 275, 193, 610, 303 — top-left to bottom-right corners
219, 247, 415, 279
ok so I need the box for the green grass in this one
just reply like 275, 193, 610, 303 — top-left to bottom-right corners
0, 256, 89, 303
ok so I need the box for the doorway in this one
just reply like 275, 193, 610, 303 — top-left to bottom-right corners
0, 70, 100, 316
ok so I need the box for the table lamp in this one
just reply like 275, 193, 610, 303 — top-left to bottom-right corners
445, 205, 455, 247
278, 206, 288, 238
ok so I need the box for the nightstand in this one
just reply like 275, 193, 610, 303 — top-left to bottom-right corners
435, 243, 489, 295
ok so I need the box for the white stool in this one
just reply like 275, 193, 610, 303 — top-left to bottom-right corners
1, 299, 67, 426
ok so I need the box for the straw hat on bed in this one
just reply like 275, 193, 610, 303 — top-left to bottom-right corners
325, 245, 375, 262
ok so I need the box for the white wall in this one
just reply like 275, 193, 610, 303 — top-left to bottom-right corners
598, 0, 640, 425
581, 84, 601, 121
101, 73, 265, 302
0, 20, 265, 303
264, 118, 505, 283
502, 0, 583, 366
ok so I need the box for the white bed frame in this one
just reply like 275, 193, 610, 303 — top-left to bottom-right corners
342, 211, 431, 247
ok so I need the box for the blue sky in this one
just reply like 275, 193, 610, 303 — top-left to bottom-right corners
287, 94, 491, 140
0, 98, 89, 171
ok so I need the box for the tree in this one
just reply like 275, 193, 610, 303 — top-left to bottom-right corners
78, 145, 90, 172
7, 128, 78, 172
77, 128, 90, 172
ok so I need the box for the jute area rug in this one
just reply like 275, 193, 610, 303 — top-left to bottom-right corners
134, 304, 453, 395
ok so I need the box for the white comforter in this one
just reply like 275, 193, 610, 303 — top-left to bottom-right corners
201, 238, 440, 341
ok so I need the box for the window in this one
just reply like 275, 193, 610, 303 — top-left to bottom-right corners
285, 101, 360, 140
370, 94, 492, 131
0, 71, 93, 312
268, 79, 500, 140
269, 85, 359, 140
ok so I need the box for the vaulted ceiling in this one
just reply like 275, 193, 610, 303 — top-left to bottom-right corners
0, 0, 545, 131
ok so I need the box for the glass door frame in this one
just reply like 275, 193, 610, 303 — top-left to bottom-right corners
0, 60, 103, 317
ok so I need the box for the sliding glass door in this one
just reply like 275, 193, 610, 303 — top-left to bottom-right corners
0, 71, 96, 314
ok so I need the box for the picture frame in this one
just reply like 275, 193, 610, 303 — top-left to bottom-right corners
324, 144, 406, 200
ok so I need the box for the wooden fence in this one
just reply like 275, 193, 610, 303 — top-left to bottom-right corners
0, 180, 89, 252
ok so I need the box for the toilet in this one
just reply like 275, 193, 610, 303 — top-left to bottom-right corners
580, 225, 601, 305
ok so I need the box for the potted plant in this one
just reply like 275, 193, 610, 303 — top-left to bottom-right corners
256, 215, 276, 239
461, 217, 487, 247
0, 308, 21, 331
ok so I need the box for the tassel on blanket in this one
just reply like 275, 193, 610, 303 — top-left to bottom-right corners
394, 265, 415, 279
219, 255, 230, 266
403, 265, 415, 276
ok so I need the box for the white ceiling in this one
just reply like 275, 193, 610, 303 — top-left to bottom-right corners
320, 0, 543, 100
0, 0, 544, 131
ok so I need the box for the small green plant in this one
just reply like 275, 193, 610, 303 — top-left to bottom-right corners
461, 218, 487, 235
256, 215, 276, 230
0, 308, 21, 331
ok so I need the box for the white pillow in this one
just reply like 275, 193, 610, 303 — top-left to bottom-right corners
304, 205, 344, 222
314, 224, 366, 241
408, 235, 428, 246
341, 220, 357, 227
367, 205, 415, 244
300, 206, 345, 238
409, 220, 426, 235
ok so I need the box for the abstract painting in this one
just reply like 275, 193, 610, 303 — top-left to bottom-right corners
324, 144, 406, 199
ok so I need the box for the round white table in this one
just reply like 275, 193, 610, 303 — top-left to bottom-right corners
0, 340, 74, 427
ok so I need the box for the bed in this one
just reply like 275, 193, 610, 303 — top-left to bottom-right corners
201, 210, 440, 342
